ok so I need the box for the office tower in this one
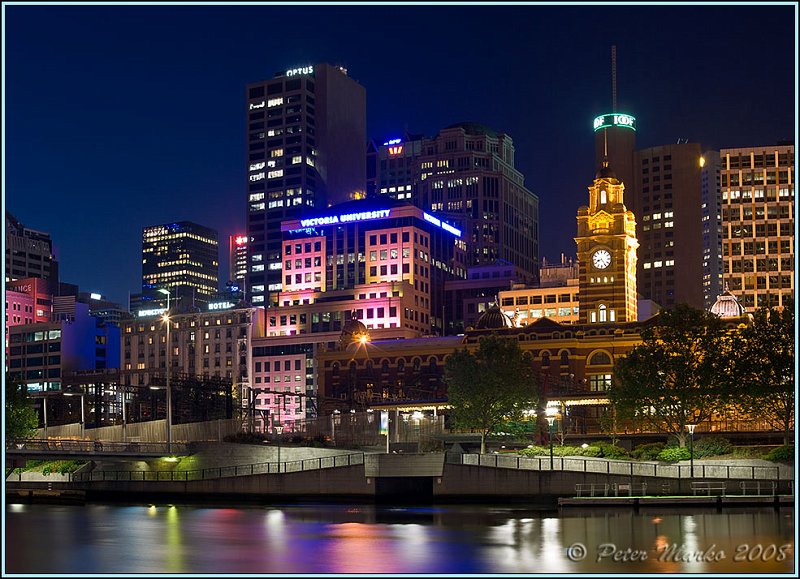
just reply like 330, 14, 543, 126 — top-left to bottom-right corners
413, 123, 540, 281
141, 221, 219, 311
632, 143, 704, 309
229, 234, 248, 288
5, 212, 59, 283
593, 113, 637, 215
575, 161, 639, 324
701, 151, 723, 309
720, 144, 794, 310
366, 132, 425, 200
246, 63, 367, 306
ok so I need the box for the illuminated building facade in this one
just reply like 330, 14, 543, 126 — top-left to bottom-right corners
229, 234, 248, 288
8, 301, 120, 392
576, 162, 639, 324
118, 303, 265, 405
5, 212, 59, 283
245, 63, 367, 306
141, 221, 219, 311
276, 198, 466, 336
720, 144, 794, 310
632, 143, 704, 309
366, 133, 425, 200
414, 123, 540, 281
701, 151, 723, 309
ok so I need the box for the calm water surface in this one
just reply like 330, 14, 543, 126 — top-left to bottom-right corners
5, 502, 795, 574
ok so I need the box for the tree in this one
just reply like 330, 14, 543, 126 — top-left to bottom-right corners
731, 305, 794, 445
5, 373, 39, 440
610, 305, 734, 447
444, 335, 538, 454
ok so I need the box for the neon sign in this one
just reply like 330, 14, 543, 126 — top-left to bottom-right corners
593, 113, 636, 132
249, 101, 265, 110
423, 212, 462, 237
249, 162, 266, 171
299, 209, 391, 228
383, 138, 402, 146
138, 308, 167, 318
286, 65, 314, 76
388, 146, 404, 156
235, 236, 248, 246
208, 301, 236, 311
90, 293, 102, 300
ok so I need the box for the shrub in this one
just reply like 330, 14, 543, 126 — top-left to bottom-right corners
593, 441, 630, 459
57, 460, 85, 474
765, 446, 795, 463
657, 446, 691, 462
693, 436, 732, 458
520, 445, 603, 458
518, 446, 548, 457
632, 442, 665, 461
41, 464, 52, 476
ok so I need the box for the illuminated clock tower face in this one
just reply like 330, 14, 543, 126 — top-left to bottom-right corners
592, 249, 612, 269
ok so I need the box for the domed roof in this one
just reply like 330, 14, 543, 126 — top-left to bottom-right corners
475, 304, 515, 330
595, 162, 617, 180
709, 289, 746, 318
338, 311, 369, 349
442, 122, 499, 138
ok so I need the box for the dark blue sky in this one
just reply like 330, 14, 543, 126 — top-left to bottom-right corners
5, 3, 795, 306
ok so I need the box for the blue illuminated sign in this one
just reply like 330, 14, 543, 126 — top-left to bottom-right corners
300, 209, 392, 228
383, 138, 403, 146
423, 212, 461, 237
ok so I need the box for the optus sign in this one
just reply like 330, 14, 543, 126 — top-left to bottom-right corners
593, 113, 636, 132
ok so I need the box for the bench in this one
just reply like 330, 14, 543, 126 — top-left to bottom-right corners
613, 482, 647, 496
575, 483, 609, 497
739, 481, 776, 496
691, 481, 727, 496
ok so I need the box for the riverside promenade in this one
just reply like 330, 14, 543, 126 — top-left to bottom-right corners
6, 442, 794, 505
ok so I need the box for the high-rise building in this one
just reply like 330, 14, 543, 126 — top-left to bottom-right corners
720, 144, 794, 310
141, 221, 219, 311
5, 212, 59, 283
593, 113, 637, 214
408, 123, 540, 281
632, 143, 704, 309
700, 151, 723, 309
246, 63, 367, 306
366, 132, 425, 200
229, 234, 248, 288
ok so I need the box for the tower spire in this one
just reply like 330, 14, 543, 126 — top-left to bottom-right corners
611, 45, 617, 112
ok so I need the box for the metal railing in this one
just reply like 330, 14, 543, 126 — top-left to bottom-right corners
447, 453, 786, 481
70, 452, 364, 482
6, 439, 192, 456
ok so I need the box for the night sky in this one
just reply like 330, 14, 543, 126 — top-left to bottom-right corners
5, 3, 795, 306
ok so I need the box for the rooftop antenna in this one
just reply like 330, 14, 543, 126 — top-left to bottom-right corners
611, 45, 617, 112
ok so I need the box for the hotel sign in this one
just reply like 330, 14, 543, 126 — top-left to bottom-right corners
423, 212, 462, 237
593, 113, 636, 132
208, 301, 236, 311
138, 308, 167, 318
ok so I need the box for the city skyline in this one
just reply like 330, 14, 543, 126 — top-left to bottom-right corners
5, 2, 796, 306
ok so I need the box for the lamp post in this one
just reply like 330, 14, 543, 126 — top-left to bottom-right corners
545, 406, 558, 470
63, 391, 85, 439
686, 424, 696, 478
274, 424, 283, 473
157, 287, 172, 453
412, 411, 423, 454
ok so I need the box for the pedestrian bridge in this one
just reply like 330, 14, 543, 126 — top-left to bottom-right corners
6, 439, 192, 462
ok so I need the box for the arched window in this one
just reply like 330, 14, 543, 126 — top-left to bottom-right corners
588, 351, 612, 366
381, 359, 390, 374
429, 358, 437, 372
397, 359, 405, 372
600, 189, 607, 204
560, 351, 570, 366
541, 352, 550, 367
413, 358, 421, 372
598, 304, 607, 323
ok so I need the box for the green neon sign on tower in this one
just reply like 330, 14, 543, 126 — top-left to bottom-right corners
593, 113, 636, 132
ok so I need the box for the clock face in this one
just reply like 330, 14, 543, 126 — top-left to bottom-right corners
592, 249, 612, 269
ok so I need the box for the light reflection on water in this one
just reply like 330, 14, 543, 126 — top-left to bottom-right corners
4, 503, 794, 574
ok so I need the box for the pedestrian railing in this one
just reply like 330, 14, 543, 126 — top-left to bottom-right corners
6, 439, 191, 456
70, 452, 365, 482
447, 453, 787, 481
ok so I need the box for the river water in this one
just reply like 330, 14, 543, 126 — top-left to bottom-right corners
4, 502, 795, 574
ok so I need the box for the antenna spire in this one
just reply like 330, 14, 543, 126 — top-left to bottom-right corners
611, 45, 617, 112
603, 128, 609, 165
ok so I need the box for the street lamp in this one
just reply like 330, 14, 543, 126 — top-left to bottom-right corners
686, 424, 696, 478
274, 424, 283, 473
545, 406, 558, 470
157, 287, 172, 453
63, 391, 85, 440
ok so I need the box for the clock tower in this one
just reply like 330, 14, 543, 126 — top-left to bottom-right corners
575, 159, 639, 324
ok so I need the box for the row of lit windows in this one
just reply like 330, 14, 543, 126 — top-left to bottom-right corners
643, 259, 675, 269
143, 232, 217, 246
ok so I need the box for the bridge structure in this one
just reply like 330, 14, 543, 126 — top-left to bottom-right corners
6, 439, 192, 465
